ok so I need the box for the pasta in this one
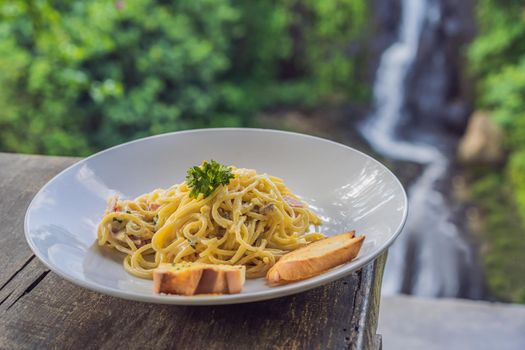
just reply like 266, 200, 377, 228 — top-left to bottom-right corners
97, 166, 324, 279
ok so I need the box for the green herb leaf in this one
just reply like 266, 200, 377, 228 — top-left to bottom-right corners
186, 160, 234, 199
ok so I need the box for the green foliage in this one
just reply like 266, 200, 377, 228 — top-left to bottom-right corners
508, 150, 525, 222
468, 0, 525, 222
469, 171, 525, 303
478, 59, 525, 150
480, 60, 525, 221
468, 0, 525, 303
468, 0, 525, 80
291, 0, 368, 100
0, 0, 368, 156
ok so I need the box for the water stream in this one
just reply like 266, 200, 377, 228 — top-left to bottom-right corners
360, 0, 483, 298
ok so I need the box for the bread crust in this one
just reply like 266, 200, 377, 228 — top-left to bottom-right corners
266, 231, 364, 285
153, 267, 203, 295
153, 263, 246, 295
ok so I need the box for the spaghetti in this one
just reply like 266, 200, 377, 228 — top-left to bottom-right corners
97, 166, 323, 279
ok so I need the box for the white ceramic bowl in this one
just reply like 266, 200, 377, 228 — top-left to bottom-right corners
25, 128, 407, 305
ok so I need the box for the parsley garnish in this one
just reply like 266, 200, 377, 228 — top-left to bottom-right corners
186, 160, 234, 199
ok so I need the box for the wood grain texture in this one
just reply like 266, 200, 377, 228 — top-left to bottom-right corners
0, 153, 385, 350
350, 252, 387, 350
0, 153, 78, 290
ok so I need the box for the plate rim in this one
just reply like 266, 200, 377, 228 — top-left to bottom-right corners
24, 127, 408, 305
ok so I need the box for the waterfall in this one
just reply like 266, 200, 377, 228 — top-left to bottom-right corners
360, 0, 481, 297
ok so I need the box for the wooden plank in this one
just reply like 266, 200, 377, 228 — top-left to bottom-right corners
350, 252, 387, 350
0, 153, 78, 290
0, 262, 381, 349
374, 334, 383, 350
0, 257, 49, 314
0, 153, 385, 349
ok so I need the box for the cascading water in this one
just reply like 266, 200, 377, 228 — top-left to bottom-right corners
360, 0, 483, 297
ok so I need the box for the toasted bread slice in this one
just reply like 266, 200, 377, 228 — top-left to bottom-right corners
153, 262, 246, 295
266, 231, 364, 285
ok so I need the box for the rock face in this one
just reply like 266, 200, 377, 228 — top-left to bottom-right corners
405, 0, 476, 135
457, 112, 505, 164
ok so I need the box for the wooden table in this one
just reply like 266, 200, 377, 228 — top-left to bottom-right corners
0, 153, 385, 350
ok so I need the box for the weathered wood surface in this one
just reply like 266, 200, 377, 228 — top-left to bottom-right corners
0, 152, 385, 350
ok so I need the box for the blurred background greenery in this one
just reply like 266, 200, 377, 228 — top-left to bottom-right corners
466, 0, 525, 303
0, 0, 367, 155
1, 0, 525, 303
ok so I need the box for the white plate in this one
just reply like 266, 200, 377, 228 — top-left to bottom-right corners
25, 128, 407, 305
